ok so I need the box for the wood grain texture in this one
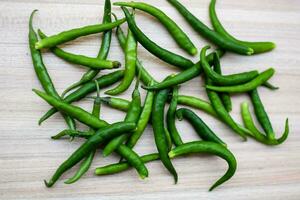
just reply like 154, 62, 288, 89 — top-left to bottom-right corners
0, 0, 300, 199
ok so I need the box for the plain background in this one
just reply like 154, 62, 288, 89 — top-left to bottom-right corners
0, 0, 299, 199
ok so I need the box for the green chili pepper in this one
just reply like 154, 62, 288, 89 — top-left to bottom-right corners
38, 70, 124, 124
202, 49, 259, 86
105, 23, 137, 95
35, 18, 126, 49
142, 50, 225, 91
241, 102, 289, 145
211, 53, 232, 112
44, 121, 136, 187
209, 0, 275, 54
61, 0, 112, 97
116, 144, 149, 179
167, 0, 253, 55
103, 79, 142, 156
206, 68, 275, 93
152, 86, 178, 183
249, 89, 289, 141
121, 7, 194, 70
38, 30, 119, 70
29, 10, 76, 130
114, 1, 197, 55
126, 80, 155, 149
100, 96, 130, 112
166, 86, 183, 146
51, 129, 93, 140
176, 108, 226, 146
95, 153, 159, 175
33, 89, 109, 129
113, 14, 158, 85
168, 141, 236, 191
201, 47, 247, 140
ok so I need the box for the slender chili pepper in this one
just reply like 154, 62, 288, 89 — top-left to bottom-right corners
100, 96, 130, 112
121, 7, 194, 70
33, 89, 109, 129
38, 30, 119, 70
249, 89, 289, 141
114, 1, 197, 55
103, 79, 142, 156
105, 22, 137, 95
168, 141, 237, 191
95, 153, 159, 175
142, 50, 225, 91
177, 95, 218, 118
201, 47, 247, 140
51, 129, 93, 140
209, 0, 275, 54
202, 50, 259, 86
116, 144, 149, 179
241, 102, 289, 145
29, 10, 76, 130
114, 20, 158, 85
44, 121, 136, 187
166, 86, 183, 146
176, 108, 226, 146
38, 70, 124, 124
206, 68, 275, 93
164, 127, 173, 151
64, 150, 95, 184
35, 18, 125, 49
212, 53, 232, 112
126, 80, 155, 149
61, 0, 112, 97
152, 86, 178, 183
167, 0, 253, 55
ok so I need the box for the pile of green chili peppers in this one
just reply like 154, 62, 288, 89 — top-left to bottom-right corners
29, 0, 289, 191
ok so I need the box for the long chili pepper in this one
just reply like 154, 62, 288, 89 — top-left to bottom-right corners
202, 50, 259, 86
121, 7, 194, 70
152, 85, 178, 183
114, 18, 158, 85
201, 47, 248, 140
209, 0, 275, 54
167, 0, 253, 55
61, 0, 112, 97
116, 144, 149, 179
206, 68, 275, 93
38, 70, 124, 124
166, 86, 183, 146
35, 18, 126, 49
241, 102, 289, 145
168, 141, 237, 191
29, 10, 76, 130
142, 50, 225, 91
63, 82, 102, 184
106, 18, 137, 95
33, 89, 109, 129
176, 108, 226, 146
114, 1, 197, 55
44, 121, 136, 187
95, 153, 159, 176
38, 30, 119, 70
102, 78, 142, 156
51, 129, 94, 140
212, 53, 232, 112
249, 89, 289, 141
126, 80, 155, 149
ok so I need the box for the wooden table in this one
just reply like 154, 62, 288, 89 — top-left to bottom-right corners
1, 0, 300, 199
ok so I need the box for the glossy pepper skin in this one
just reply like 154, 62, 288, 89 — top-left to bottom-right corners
121, 6, 195, 70
29, 10, 76, 130
44, 121, 136, 187
114, 1, 197, 55
152, 87, 178, 183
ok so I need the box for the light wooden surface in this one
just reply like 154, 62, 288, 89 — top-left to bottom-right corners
1, 0, 300, 199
